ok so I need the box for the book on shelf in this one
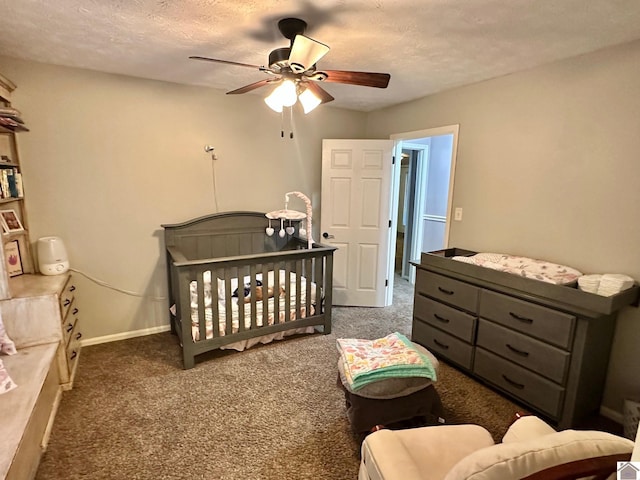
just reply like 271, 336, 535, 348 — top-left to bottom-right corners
0, 167, 22, 199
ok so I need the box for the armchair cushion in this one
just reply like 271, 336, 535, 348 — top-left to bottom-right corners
443, 429, 634, 480
361, 425, 495, 480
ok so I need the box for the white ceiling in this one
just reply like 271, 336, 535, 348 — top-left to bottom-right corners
2, 0, 640, 112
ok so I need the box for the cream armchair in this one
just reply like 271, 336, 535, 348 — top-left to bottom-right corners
359, 415, 634, 480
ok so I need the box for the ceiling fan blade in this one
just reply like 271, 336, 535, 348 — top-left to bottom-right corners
321, 70, 391, 88
304, 81, 334, 104
189, 56, 262, 69
227, 79, 277, 95
288, 35, 330, 74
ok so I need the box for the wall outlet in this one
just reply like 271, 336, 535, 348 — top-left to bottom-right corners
454, 207, 463, 221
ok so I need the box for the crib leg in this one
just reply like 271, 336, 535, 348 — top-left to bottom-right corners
323, 318, 332, 335
183, 353, 195, 370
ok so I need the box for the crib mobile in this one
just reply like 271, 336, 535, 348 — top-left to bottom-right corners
265, 191, 314, 249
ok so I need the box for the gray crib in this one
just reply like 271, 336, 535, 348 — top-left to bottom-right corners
163, 211, 336, 369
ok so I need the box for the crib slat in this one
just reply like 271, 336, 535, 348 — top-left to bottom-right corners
273, 265, 280, 324
196, 270, 206, 342
305, 258, 312, 318
249, 264, 258, 330
284, 262, 291, 323
314, 254, 323, 317
224, 269, 234, 336
261, 264, 270, 328
295, 260, 302, 320
237, 267, 246, 333
211, 269, 221, 338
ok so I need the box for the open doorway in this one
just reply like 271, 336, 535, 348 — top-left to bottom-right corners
387, 125, 459, 303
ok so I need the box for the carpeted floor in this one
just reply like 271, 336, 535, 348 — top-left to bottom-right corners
36, 277, 523, 480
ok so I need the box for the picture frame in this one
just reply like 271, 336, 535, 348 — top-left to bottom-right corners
0, 209, 23, 233
4, 239, 23, 277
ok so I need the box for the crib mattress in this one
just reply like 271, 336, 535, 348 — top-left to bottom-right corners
189, 270, 318, 347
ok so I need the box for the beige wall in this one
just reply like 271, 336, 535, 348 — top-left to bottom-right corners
0, 56, 366, 341
366, 39, 640, 415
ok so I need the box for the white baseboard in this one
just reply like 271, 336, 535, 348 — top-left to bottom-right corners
600, 405, 624, 424
80, 324, 171, 347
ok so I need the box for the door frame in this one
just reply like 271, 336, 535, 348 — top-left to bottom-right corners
386, 125, 460, 304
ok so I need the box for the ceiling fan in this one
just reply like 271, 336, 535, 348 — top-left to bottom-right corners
190, 17, 391, 113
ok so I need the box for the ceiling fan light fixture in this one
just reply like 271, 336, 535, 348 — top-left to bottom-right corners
298, 87, 322, 114
276, 79, 298, 107
264, 91, 284, 112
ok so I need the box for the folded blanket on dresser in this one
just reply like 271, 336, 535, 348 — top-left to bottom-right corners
336, 332, 436, 391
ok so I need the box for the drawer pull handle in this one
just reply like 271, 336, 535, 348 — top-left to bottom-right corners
437, 287, 454, 295
70, 350, 77, 360
76, 332, 82, 340
70, 285, 76, 292
63, 299, 71, 307
433, 339, 450, 350
502, 374, 525, 390
66, 323, 74, 333
73, 308, 79, 315
433, 313, 450, 324
509, 312, 533, 324
506, 344, 530, 357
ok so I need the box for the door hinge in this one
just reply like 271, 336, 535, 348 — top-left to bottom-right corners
388, 220, 392, 228
385, 279, 389, 287
392, 155, 396, 165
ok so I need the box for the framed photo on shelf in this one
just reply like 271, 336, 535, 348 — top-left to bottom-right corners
4, 239, 23, 277
0, 209, 24, 233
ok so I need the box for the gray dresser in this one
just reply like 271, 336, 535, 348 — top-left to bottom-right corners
412, 249, 639, 428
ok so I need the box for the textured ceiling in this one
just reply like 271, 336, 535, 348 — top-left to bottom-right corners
1, 0, 640, 111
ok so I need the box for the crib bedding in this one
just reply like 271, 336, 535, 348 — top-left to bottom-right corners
452, 252, 582, 285
189, 270, 318, 347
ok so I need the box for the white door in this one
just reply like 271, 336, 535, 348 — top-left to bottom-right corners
321, 139, 394, 307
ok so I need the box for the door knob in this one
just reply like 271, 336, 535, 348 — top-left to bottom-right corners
322, 232, 335, 239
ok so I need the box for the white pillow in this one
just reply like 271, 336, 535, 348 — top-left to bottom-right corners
443, 429, 633, 480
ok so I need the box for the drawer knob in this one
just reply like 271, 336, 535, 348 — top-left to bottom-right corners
70, 285, 76, 292
437, 286, 454, 295
76, 332, 82, 340
70, 350, 77, 360
63, 299, 71, 307
73, 308, 79, 315
502, 374, 525, 390
506, 343, 530, 357
433, 339, 450, 350
66, 323, 74, 333
509, 312, 533, 324
433, 313, 450, 324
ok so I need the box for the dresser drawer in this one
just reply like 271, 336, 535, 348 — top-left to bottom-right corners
59, 275, 77, 319
61, 302, 79, 347
479, 290, 575, 349
413, 319, 474, 370
476, 319, 570, 384
474, 348, 564, 418
416, 270, 480, 313
67, 328, 82, 372
414, 294, 477, 342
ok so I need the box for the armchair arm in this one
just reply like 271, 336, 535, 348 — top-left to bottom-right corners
361, 429, 425, 480
502, 415, 557, 444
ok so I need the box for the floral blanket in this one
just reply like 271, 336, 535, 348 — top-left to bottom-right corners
336, 332, 436, 391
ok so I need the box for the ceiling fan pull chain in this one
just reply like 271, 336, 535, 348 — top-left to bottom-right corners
280, 110, 284, 138
289, 107, 294, 139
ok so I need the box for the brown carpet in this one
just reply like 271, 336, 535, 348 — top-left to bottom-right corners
36, 277, 522, 480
